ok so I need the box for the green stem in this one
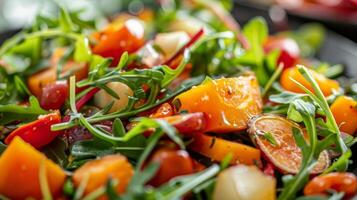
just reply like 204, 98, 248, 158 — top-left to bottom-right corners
262, 63, 284, 97
136, 130, 164, 171
279, 107, 318, 200
278, 162, 317, 200
297, 65, 347, 153
51, 81, 193, 131
69, 76, 78, 114
0, 30, 78, 57
162, 165, 220, 200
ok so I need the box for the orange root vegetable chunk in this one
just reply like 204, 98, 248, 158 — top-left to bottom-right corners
175, 75, 263, 133
0, 137, 66, 199
28, 60, 88, 97
330, 96, 357, 135
188, 133, 261, 165
73, 154, 134, 196
280, 67, 339, 96
248, 114, 330, 174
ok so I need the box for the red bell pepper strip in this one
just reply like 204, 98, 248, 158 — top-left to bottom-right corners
5, 112, 62, 148
75, 87, 100, 111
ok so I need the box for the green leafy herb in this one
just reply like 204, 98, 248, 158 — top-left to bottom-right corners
262, 63, 284, 97
263, 131, 279, 146
239, 17, 270, 84
0, 142, 6, 155
41, 138, 68, 168
279, 66, 350, 200
0, 96, 47, 125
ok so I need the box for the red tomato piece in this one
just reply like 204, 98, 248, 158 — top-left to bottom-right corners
5, 112, 62, 148
264, 36, 300, 69
304, 172, 357, 196
148, 148, 194, 186
92, 20, 145, 65
263, 162, 275, 177
150, 103, 174, 118
40, 81, 68, 110
160, 112, 207, 135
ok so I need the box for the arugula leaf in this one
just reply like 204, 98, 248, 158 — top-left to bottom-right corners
52, 76, 205, 131
1, 54, 31, 74
59, 5, 76, 33
0, 96, 47, 125
243, 17, 268, 49
0, 142, 6, 155
0, 68, 19, 104
114, 164, 220, 200
69, 134, 146, 169
153, 50, 190, 88
74, 35, 91, 62
8, 36, 41, 67
41, 138, 68, 168
112, 118, 126, 137
293, 65, 347, 153
323, 149, 352, 174
240, 17, 270, 84
269, 91, 308, 104
263, 132, 279, 146
279, 98, 318, 200
279, 66, 351, 200
156, 164, 220, 200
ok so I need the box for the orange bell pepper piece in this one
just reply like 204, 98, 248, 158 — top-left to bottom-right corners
175, 75, 263, 133
330, 96, 357, 135
189, 133, 261, 165
0, 137, 66, 199
280, 67, 339, 96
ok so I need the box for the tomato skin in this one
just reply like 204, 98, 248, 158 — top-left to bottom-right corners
304, 172, 357, 196
148, 148, 194, 186
5, 112, 62, 148
150, 103, 174, 118
160, 112, 207, 135
264, 36, 300, 69
40, 81, 68, 110
92, 20, 145, 65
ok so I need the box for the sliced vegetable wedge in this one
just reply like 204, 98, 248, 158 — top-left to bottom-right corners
248, 114, 330, 174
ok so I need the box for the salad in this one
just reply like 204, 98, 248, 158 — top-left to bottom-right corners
0, 0, 356, 199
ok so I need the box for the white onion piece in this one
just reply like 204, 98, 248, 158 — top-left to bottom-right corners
94, 82, 133, 113
213, 165, 276, 200
169, 17, 205, 35
153, 31, 190, 58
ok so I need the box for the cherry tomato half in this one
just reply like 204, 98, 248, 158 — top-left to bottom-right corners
40, 81, 68, 110
148, 148, 194, 186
